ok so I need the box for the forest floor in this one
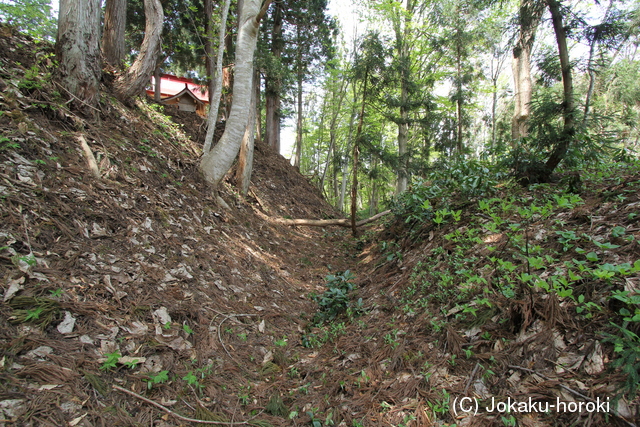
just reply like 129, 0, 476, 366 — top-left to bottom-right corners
1, 25, 640, 427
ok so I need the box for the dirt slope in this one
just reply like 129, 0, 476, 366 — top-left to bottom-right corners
0, 26, 357, 427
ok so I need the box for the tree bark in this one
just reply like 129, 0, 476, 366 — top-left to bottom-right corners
511, 0, 544, 141
203, 0, 232, 154
204, 0, 215, 104
293, 67, 303, 168
153, 64, 162, 102
55, 0, 102, 110
102, 0, 126, 68
583, 0, 614, 126
114, 0, 163, 103
351, 69, 368, 237
200, 0, 273, 192
265, 0, 284, 153
544, 0, 575, 173
236, 67, 259, 195
392, 0, 414, 194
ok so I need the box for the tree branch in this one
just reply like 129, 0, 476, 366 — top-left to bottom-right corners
256, 0, 274, 25
254, 209, 391, 228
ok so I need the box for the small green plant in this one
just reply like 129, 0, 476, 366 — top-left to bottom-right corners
275, 336, 288, 347
182, 323, 193, 335
307, 408, 323, 427
182, 371, 201, 388
122, 358, 140, 369
24, 307, 44, 322
100, 351, 121, 371
143, 370, 169, 390
49, 288, 63, 298
603, 324, 640, 398
383, 329, 401, 349
311, 270, 359, 325
501, 414, 517, 426
288, 366, 299, 378
427, 389, 451, 415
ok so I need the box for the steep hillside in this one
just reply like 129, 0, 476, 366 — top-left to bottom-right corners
0, 26, 355, 427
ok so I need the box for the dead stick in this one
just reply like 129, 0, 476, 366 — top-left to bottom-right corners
77, 134, 101, 179
464, 362, 481, 395
507, 365, 637, 427
112, 385, 251, 425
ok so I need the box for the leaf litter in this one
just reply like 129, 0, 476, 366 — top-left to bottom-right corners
0, 24, 639, 427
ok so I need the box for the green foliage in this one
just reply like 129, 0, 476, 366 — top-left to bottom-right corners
603, 323, 640, 398
143, 370, 169, 390
392, 158, 507, 225
310, 270, 362, 326
0, 136, 20, 151
100, 351, 121, 371
8, 295, 60, 327
0, 0, 57, 39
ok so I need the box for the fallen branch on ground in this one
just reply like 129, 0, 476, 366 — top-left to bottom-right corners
254, 209, 391, 228
112, 385, 257, 425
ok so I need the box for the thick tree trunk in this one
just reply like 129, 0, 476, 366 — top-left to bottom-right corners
102, 0, 126, 68
203, 0, 232, 154
200, 0, 273, 191
55, 0, 102, 110
114, 0, 163, 103
511, 0, 544, 141
236, 67, 259, 195
265, 1, 284, 153
544, 0, 575, 173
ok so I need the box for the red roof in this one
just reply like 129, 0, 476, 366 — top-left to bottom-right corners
148, 74, 209, 103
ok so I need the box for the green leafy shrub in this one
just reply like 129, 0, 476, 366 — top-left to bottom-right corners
391, 158, 507, 224
311, 270, 361, 325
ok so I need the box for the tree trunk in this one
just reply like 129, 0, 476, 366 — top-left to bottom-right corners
154, 64, 162, 102
255, 70, 262, 143
293, 69, 303, 168
511, 0, 544, 141
200, 0, 273, 191
544, 0, 575, 173
114, 0, 163, 103
265, 0, 284, 153
320, 77, 347, 192
339, 158, 348, 213
583, 0, 613, 126
55, 0, 102, 110
351, 70, 368, 237
204, 0, 215, 104
102, 0, 126, 68
203, 0, 232, 154
394, 0, 413, 194
236, 67, 259, 195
